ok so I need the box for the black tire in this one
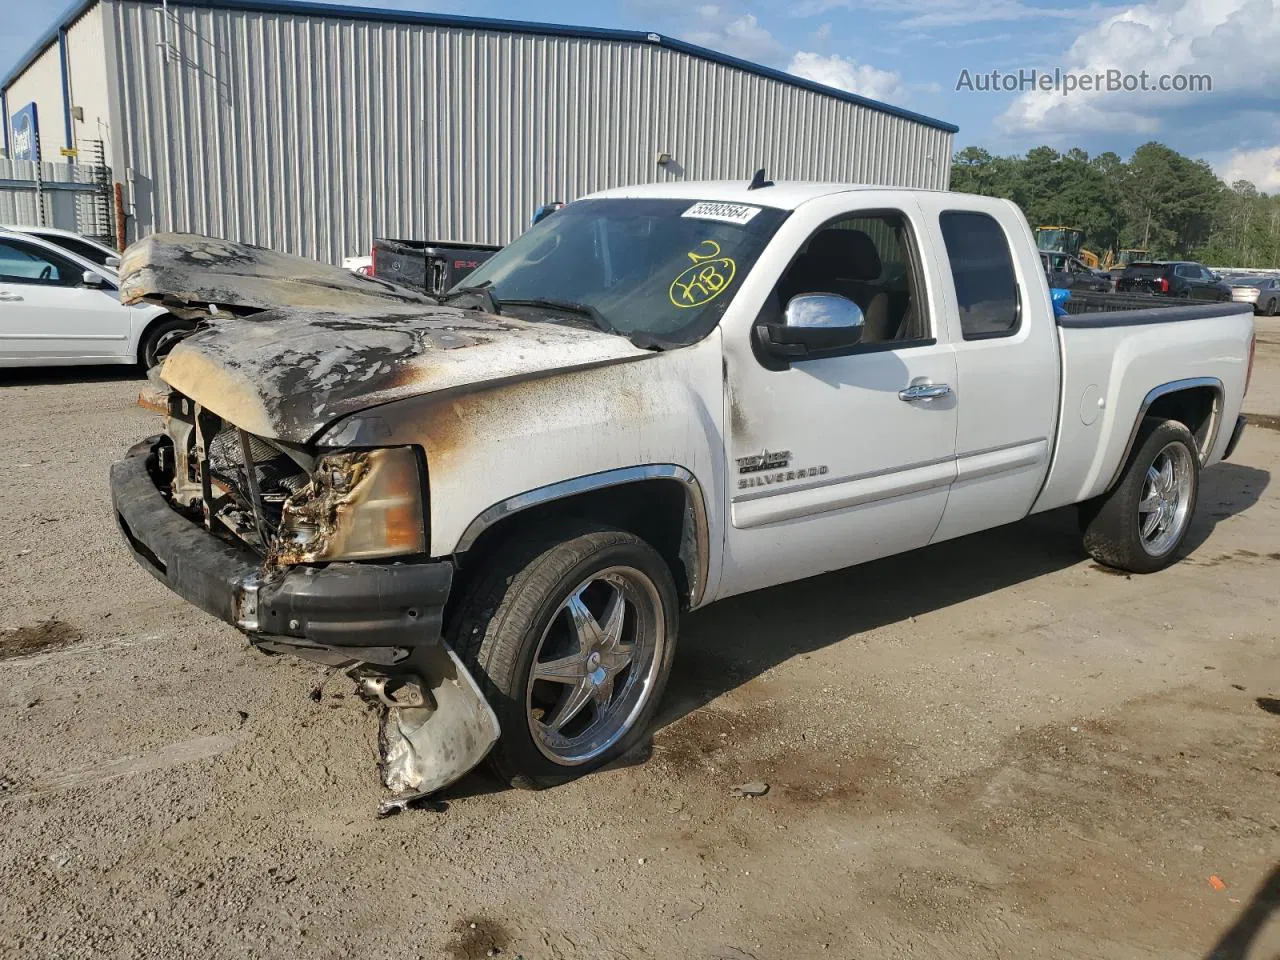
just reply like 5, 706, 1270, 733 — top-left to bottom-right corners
1267, 297, 1278, 317
451, 522, 680, 789
1079, 418, 1200, 573
138, 317, 196, 369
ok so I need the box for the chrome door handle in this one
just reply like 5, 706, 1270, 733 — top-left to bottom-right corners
898, 382, 951, 402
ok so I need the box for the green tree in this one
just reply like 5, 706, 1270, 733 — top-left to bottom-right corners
951, 139, 1276, 267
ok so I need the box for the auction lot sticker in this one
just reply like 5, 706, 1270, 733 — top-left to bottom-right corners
670, 240, 737, 308
681, 202, 762, 225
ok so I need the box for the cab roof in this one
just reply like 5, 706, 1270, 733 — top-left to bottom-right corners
586, 179, 947, 211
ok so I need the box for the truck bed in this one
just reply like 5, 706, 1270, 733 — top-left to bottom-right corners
1033, 298, 1254, 513
1060, 289, 1233, 315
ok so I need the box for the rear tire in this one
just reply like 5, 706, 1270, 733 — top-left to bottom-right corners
1267, 297, 1278, 317
451, 522, 679, 790
138, 317, 196, 369
1079, 418, 1200, 573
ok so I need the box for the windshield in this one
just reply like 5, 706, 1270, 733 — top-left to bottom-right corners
451, 198, 789, 346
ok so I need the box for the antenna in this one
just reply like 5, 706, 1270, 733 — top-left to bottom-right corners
747, 168, 774, 190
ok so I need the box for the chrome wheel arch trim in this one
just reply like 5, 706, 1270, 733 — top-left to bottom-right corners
1106, 376, 1223, 491
453, 464, 711, 608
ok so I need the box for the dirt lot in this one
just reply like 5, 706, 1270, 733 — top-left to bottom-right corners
2, 320, 1278, 960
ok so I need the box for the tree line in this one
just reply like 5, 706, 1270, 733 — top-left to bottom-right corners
951, 142, 1280, 269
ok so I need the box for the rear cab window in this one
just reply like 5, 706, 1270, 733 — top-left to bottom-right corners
938, 211, 1020, 339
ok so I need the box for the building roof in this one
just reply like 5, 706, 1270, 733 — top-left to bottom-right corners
2, 0, 958, 134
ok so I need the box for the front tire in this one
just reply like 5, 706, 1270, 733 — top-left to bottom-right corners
138, 317, 196, 369
451, 523, 679, 789
1079, 418, 1200, 573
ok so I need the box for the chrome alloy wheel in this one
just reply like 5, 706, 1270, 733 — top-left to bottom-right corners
1138, 441, 1195, 557
526, 566, 666, 766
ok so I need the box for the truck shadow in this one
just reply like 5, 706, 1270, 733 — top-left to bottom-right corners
1202, 863, 1280, 960
1184, 461, 1272, 554
438, 461, 1268, 801
654, 460, 1270, 735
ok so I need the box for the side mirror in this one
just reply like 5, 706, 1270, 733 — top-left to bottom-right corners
105, 255, 121, 269
82, 270, 106, 288
756, 294, 864, 360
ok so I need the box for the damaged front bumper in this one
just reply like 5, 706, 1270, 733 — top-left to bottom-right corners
110, 437, 499, 805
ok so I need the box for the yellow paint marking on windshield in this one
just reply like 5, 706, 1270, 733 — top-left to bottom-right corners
669, 240, 736, 309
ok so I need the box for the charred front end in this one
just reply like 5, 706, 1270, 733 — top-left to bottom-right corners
113, 390, 445, 663
110, 391, 500, 807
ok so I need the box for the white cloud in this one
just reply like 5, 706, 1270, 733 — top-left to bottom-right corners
791, 0, 1119, 28
787, 50, 908, 102
1218, 146, 1280, 193
999, 0, 1280, 140
683, 12, 787, 64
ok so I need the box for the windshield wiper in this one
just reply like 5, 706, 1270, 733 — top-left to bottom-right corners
438, 282, 499, 315
498, 297, 617, 336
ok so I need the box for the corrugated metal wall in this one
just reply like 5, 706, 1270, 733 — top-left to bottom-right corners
0, 158, 100, 228
110, 0, 953, 263
4, 43, 65, 164
65, 3, 113, 161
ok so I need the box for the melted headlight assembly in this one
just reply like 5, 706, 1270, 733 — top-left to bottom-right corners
271, 447, 426, 564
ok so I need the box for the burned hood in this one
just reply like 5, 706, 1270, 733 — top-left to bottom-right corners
119, 232, 435, 317
159, 305, 653, 442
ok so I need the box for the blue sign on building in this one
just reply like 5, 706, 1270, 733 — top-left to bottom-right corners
11, 102, 40, 162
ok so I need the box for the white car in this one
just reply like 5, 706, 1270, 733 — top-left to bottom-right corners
0, 229, 192, 368
3, 224, 122, 269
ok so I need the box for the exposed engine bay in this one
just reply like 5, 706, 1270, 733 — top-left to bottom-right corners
137, 389, 499, 814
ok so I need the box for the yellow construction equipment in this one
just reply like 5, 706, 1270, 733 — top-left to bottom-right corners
1035, 226, 1101, 270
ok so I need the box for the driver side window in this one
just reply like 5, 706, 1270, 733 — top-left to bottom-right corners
772, 211, 930, 347
0, 239, 80, 287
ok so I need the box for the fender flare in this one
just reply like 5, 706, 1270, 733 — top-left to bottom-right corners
453, 464, 711, 608
1105, 376, 1224, 490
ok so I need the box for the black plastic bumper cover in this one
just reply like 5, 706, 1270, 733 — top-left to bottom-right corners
1223, 415, 1247, 461
110, 438, 452, 650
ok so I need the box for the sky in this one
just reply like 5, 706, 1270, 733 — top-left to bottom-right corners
4, 0, 1279, 189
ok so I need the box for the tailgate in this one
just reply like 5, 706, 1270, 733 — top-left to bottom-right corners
1117, 264, 1165, 293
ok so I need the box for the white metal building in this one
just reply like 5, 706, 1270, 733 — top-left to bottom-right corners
2, 0, 957, 263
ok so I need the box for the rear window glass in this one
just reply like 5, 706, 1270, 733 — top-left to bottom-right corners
1124, 263, 1166, 278
938, 211, 1019, 339
43, 234, 113, 266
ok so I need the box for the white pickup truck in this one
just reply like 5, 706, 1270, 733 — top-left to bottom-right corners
109, 180, 1256, 808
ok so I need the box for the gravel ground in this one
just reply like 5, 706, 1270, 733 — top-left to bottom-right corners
1, 320, 1278, 960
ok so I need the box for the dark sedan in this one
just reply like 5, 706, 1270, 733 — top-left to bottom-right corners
1115, 261, 1232, 301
